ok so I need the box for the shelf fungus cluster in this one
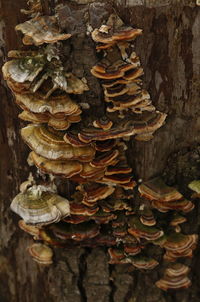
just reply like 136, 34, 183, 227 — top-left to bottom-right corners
4, 0, 197, 291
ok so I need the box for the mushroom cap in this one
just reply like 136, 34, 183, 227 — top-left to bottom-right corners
152, 199, 194, 213
90, 149, 119, 168
39, 229, 66, 246
138, 177, 183, 202
163, 249, 194, 261
16, 16, 71, 46
63, 215, 89, 224
163, 233, 198, 253
155, 276, 191, 291
188, 180, 200, 194
105, 166, 132, 175
91, 63, 143, 81
64, 132, 91, 147
19, 110, 75, 131
2, 59, 44, 85
93, 118, 113, 130
79, 183, 115, 205
170, 213, 187, 226
118, 255, 159, 269
21, 124, 95, 162
80, 163, 106, 179
18, 219, 40, 237
91, 209, 117, 224
139, 208, 156, 226
51, 221, 100, 241
108, 247, 125, 263
69, 200, 99, 216
165, 263, 190, 278
29, 151, 83, 178
112, 224, 128, 237
100, 198, 131, 213
95, 139, 116, 152
99, 174, 136, 187
28, 243, 53, 265
15, 93, 80, 116
91, 27, 142, 45
78, 111, 167, 143
128, 216, 164, 241
124, 243, 141, 256
11, 185, 70, 226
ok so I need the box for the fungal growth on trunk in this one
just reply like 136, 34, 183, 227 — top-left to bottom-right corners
3, 0, 198, 291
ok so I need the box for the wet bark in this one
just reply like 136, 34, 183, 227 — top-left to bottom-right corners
0, 0, 200, 301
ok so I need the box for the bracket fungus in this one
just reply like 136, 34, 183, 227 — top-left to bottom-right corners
21, 124, 95, 161
11, 185, 70, 226
28, 243, 53, 265
4, 1, 197, 291
15, 16, 71, 45
156, 263, 191, 291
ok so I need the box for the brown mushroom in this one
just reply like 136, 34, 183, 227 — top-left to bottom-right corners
29, 151, 83, 178
28, 243, 53, 265
11, 185, 70, 226
128, 216, 164, 241
15, 16, 71, 46
18, 219, 40, 238
14, 93, 80, 117
78, 111, 167, 143
51, 221, 100, 241
92, 26, 142, 47
138, 177, 183, 202
155, 263, 191, 291
21, 124, 95, 162
78, 183, 115, 207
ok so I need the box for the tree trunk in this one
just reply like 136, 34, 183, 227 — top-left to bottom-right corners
0, 1, 200, 302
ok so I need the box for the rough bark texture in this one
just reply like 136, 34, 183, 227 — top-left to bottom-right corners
0, 0, 200, 301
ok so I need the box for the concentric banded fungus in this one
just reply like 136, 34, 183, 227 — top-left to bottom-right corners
69, 200, 99, 216
11, 185, 70, 225
93, 118, 113, 130
156, 263, 191, 291
109, 249, 159, 270
2, 50, 88, 99
51, 221, 100, 241
78, 183, 115, 207
29, 151, 83, 178
18, 219, 40, 238
139, 178, 194, 213
19, 111, 80, 130
170, 213, 187, 228
14, 93, 81, 117
139, 208, 156, 226
188, 180, 200, 198
138, 177, 183, 201
28, 243, 53, 265
15, 16, 71, 45
78, 112, 166, 143
163, 233, 198, 261
126, 256, 159, 270
6, 2, 195, 291
92, 26, 142, 48
152, 199, 194, 213
128, 216, 163, 241
21, 124, 95, 161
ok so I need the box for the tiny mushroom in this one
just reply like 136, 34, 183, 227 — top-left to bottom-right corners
28, 243, 54, 265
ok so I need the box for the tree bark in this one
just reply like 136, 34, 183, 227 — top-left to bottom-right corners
0, 1, 200, 302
